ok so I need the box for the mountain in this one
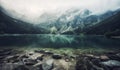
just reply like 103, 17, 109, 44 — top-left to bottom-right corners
83, 11, 120, 36
36, 9, 119, 34
0, 7, 119, 34
56, 9, 119, 34
0, 8, 49, 34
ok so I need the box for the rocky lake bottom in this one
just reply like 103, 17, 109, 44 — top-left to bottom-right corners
0, 47, 120, 70
0, 34, 120, 70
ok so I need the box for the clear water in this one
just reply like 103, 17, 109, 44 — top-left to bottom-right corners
0, 34, 120, 49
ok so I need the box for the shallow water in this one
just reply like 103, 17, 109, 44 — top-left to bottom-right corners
0, 34, 120, 49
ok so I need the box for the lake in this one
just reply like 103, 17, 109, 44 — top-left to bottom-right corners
0, 34, 120, 49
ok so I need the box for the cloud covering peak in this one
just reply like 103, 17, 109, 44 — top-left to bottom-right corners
0, 0, 120, 24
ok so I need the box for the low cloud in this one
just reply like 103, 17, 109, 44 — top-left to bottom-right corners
0, 0, 120, 24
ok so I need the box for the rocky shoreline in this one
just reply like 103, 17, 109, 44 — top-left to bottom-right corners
0, 48, 120, 70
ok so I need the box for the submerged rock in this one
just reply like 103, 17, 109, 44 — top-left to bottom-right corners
100, 55, 109, 61
0, 50, 12, 56
34, 50, 45, 54
42, 59, 54, 70
116, 53, 120, 57
36, 56, 43, 61
20, 54, 29, 59
44, 51, 53, 55
5, 55, 19, 61
33, 62, 43, 70
22, 58, 37, 66
13, 65, 29, 70
53, 60, 70, 70
52, 54, 62, 59
1, 48, 120, 70
0, 49, 13, 53
100, 60, 120, 67
113, 67, 120, 70
0, 56, 6, 60
0, 63, 24, 70
29, 53, 43, 60
107, 54, 120, 61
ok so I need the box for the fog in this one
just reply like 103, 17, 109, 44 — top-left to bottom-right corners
0, 0, 120, 24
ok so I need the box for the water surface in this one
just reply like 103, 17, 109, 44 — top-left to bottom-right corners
0, 34, 120, 49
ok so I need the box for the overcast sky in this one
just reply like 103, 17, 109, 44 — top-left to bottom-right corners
0, 0, 120, 24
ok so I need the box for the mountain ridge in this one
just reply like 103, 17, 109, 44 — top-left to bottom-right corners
0, 7, 120, 34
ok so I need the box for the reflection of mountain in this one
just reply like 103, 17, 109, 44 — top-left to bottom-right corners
84, 11, 120, 36
0, 8, 49, 34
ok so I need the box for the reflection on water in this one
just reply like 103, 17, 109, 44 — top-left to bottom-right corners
0, 34, 120, 48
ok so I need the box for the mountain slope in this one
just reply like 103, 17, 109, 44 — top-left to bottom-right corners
60, 9, 119, 34
0, 8, 49, 34
83, 11, 120, 36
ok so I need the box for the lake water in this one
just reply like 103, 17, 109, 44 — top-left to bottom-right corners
0, 34, 120, 49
